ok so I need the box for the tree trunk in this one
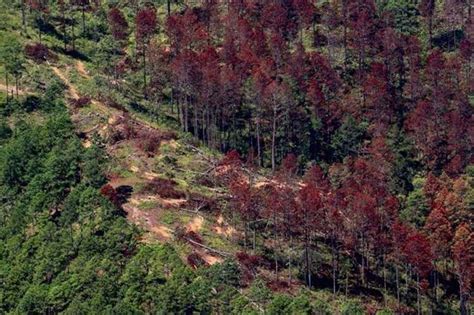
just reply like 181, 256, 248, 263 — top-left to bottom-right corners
21, 0, 26, 32
305, 229, 312, 288
460, 280, 468, 315
244, 222, 248, 249
332, 239, 337, 296
184, 97, 189, 132
62, 9, 67, 51
252, 227, 256, 252
428, 16, 433, 49
193, 101, 198, 137
82, 6, 86, 34
417, 273, 421, 315
38, 16, 42, 44
396, 265, 400, 306
383, 254, 387, 306
271, 105, 277, 172
72, 21, 76, 51
15, 76, 19, 98
167, 0, 171, 16
256, 108, 262, 166
5, 73, 9, 103
143, 44, 147, 99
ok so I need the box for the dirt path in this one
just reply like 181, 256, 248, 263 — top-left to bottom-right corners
0, 83, 26, 96
76, 61, 89, 78
123, 200, 173, 242
51, 66, 80, 99
187, 216, 204, 232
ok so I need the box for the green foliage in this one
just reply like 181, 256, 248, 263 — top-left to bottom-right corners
0, 118, 11, 140
330, 116, 368, 162
387, 128, 420, 195
282, 293, 312, 314
400, 176, 430, 228
0, 32, 25, 80
340, 299, 365, 315
94, 35, 122, 75
380, 0, 420, 35
267, 294, 293, 315
312, 298, 331, 315
204, 259, 241, 288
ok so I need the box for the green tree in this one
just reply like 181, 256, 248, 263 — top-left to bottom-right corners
0, 34, 25, 100
400, 176, 430, 228
330, 116, 368, 162
381, 0, 420, 35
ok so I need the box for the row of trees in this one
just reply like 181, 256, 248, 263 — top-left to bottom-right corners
224, 151, 472, 314
20, 2, 471, 177
99, 0, 473, 177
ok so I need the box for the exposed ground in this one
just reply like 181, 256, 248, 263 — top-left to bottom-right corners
50, 59, 232, 265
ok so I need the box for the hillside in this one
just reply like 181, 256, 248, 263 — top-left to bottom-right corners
0, 1, 473, 314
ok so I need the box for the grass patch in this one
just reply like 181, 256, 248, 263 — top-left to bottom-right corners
161, 211, 180, 225
138, 200, 159, 211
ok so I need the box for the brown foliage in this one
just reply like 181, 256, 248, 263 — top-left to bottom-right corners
185, 192, 218, 212
184, 230, 203, 244
135, 129, 177, 156
25, 43, 55, 63
143, 178, 185, 199
187, 252, 208, 269
69, 96, 91, 109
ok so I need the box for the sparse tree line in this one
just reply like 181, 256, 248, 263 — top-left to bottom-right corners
222, 149, 472, 314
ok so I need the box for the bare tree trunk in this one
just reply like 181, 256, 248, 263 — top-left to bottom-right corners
332, 239, 337, 296
61, 8, 67, 50
5, 73, 9, 103
271, 105, 277, 172
396, 265, 400, 306
428, 16, 433, 49
15, 76, 19, 98
21, 0, 26, 32
417, 273, 421, 315
72, 21, 76, 51
305, 229, 312, 288
38, 15, 42, 44
256, 108, 262, 166
143, 44, 147, 99
460, 280, 468, 315
82, 6, 86, 34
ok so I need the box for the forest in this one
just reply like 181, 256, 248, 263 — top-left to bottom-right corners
0, 0, 472, 314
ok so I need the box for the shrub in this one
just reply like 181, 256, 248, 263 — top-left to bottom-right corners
136, 131, 161, 155
100, 184, 120, 207
340, 300, 364, 315
25, 43, 54, 63
184, 230, 203, 244
288, 294, 314, 315
312, 299, 331, 315
187, 252, 208, 269
143, 178, 185, 199
267, 294, 292, 315
109, 114, 136, 143
0, 120, 12, 140
185, 193, 218, 212
135, 128, 177, 156
69, 96, 91, 109
236, 252, 266, 272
